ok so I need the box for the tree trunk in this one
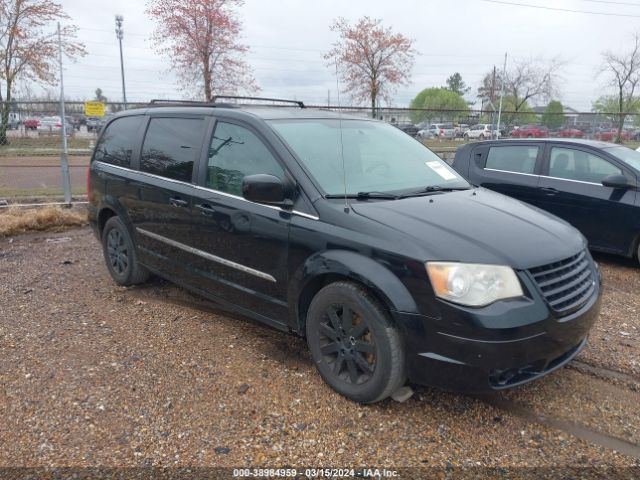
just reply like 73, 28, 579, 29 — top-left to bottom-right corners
0, 80, 11, 146
203, 58, 212, 102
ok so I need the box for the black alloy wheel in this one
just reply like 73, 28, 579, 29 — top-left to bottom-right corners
306, 282, 405, 403
101, 216, 150, 286
318, 303, 377, 385
106, 227, 129, 276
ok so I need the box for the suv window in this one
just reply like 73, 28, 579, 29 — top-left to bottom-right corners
486, 145, 539, 174
140, 117, 205, 182
549, 147, 621, 184
207, 121, 284, 196
93, 116, 143, 167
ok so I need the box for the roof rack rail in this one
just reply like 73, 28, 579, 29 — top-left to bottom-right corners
212, 96, 305, 108
147, 99, 237, 108
149, 99, 210, 105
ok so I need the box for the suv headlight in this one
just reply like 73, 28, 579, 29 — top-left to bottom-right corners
426, 262, 524, 307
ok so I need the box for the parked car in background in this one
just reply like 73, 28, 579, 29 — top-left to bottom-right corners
558, 127, 585, 138
464, 124, 499, 140
37, 116, 71, 136
455, 124, 470, 138
68, 114, 85, 130
88, 101, 601, 402
23, 117, 41, 130
427, 123, 457, 139
86, 116, 102, 132
452, 139, 640, 262
395, 123, 419, 138
594, 129, 631, 142
416, 128, 436, 139
510, 125, 549, 138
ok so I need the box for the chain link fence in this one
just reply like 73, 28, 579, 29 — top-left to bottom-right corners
1, 100, 639, 202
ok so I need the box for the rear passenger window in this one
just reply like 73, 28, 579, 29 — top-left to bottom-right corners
207, 122, 284, 196
93, 116, 143, 167
140, 118, 205, 182
549, 147, 621, 184
486, 146, 539, 174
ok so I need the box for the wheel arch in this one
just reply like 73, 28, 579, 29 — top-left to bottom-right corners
290, 250, 418, 335
96, 196, 133, 238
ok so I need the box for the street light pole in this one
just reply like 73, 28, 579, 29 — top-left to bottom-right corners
496, 52, 508, 140
115, 15, 127, 107
57, 22, 71, 205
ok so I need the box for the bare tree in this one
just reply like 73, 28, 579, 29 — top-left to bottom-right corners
600, 33, 640, 143
146, 0, 258, 102
504, 57, 564, 117
0, 0, 85, 144
325, 17, 416, 117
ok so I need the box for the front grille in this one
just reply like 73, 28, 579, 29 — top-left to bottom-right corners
528, 250, 596, 316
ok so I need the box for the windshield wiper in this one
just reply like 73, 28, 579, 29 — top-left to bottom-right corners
325, 191, 399, 200
398, 185, 471, 199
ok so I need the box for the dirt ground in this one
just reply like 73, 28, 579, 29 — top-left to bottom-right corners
0, 226, 639, 478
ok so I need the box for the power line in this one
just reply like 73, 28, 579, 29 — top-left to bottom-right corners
480, 0, 640, 17
580, 0, 640, 6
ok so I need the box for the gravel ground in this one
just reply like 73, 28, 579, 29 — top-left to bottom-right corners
1, 226, 639, 475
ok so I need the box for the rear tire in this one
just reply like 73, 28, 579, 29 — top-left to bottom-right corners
102, 216, 150, 286
306, 281, 406, 404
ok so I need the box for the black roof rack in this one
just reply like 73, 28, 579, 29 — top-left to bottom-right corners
212, 96, 305, 108
147, 97, 305, 109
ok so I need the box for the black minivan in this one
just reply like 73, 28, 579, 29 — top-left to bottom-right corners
88, 99, 601, 403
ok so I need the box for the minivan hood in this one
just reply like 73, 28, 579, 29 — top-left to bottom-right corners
350, 188, 585, 270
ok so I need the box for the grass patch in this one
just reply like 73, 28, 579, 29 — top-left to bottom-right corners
0, 206, 88, 237
0, 136, 93, 149
0, 187, 87, 198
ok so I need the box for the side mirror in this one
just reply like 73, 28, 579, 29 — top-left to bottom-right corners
602, 174, 632, 189
242, 174, 289, 206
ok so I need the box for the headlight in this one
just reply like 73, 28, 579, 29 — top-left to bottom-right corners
426, 262, 523, 307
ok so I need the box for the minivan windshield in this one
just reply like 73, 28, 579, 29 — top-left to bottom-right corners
268, 119, 469, 196
604, 146, 640, 172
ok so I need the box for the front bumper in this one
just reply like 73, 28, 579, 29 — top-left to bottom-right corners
392, 273, 601, 393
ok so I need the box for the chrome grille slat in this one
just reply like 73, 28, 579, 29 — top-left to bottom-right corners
535, 259, 589, 289
530, 251, 585, 279
529, 250, 595, 316
542, 268, 592, 298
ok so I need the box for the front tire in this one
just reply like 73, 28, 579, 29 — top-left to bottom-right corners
306, 282, 406, 404
102, 216, 150, 286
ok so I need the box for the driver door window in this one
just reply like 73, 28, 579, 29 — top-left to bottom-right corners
207, 122, 284, 196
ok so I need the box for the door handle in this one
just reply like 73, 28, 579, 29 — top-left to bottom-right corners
169, 196, 189, 207
196, 203, 216, 216
541, 187, 558, 196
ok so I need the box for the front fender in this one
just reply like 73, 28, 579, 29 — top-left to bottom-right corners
289, 249, 419, 331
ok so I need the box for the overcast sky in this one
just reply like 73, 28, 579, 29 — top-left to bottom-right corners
45, 0, 640, 111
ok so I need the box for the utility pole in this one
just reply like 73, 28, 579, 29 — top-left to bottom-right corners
496, 53, 508, 140
57, 22, 71, 205
115, 15, 127, 107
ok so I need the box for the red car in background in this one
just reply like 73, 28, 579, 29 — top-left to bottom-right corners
558, 127, 585, 138
23, 117, 41, 130
594, 129, 631, 142
510, 125, 549, 138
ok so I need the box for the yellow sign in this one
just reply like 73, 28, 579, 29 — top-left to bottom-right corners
84, 101, 105, 117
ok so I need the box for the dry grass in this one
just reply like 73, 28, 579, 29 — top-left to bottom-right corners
0, 206, 87, 237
